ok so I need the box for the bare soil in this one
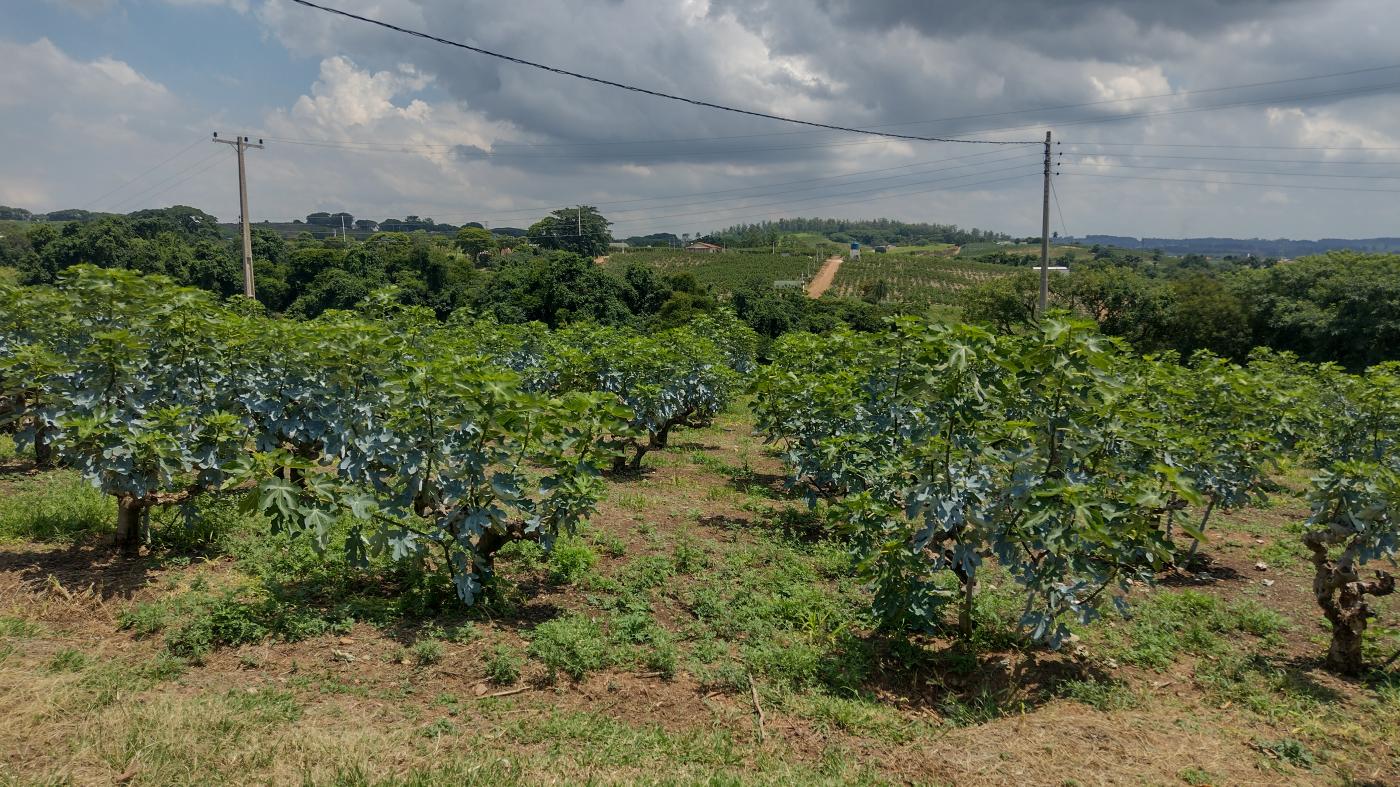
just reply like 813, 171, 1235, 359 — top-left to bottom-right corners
805, 256, 843, 299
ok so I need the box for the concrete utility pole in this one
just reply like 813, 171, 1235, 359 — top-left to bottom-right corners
1038, 130, 1052, 315
212, 133, 264, 298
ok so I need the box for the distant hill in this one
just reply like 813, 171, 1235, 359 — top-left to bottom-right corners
1073, 235, 1400, 258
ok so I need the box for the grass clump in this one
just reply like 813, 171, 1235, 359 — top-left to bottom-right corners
610, 608, 678, 678
119, 588, 347, 661
0, 617, 41, 638
619, 555, 675, 591
1055, 677, 1140, 711
411, 639, 445, 666
485, 644, 524, 685
46, 647, 89, 673
528, 613, 612, 681
547, 537, 599, 585
1178, 767, 1217, 786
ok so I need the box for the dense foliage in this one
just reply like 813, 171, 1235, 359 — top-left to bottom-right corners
963, 251, 1400, 368
0, 267, 753, 603
754, 315, 1395, 669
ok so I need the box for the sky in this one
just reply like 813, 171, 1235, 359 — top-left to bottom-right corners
3, 0, 1399, 239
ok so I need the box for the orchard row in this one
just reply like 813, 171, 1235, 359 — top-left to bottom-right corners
2, 266, 1395, 673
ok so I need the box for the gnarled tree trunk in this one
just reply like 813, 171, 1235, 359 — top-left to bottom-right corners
1304, 528, 1397, 674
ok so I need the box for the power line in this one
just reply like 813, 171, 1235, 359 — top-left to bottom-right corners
596, 152, 1039, 219
487, 164, 1042, 226
89, 135, 208, 210
1063, 140, 1400, 152
285, 0, 1033, 145
1066, 160, 1400, 180
262, 133, 924, 159
603, 170, 1041, 229
324, 164, 1038, 231
1050, 177, 1069, 239
256, 146, 1029, 221
1062, 150, 1400, 165
107, 148, 230, 213
277, 60, 1400, 152
420, 156, 1038, 226
1060, 170, 1400, 194
128, 151, 234, 211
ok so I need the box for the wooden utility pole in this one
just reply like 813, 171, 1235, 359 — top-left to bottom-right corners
212, 133, 264, 298
1038, 130, 1052, 315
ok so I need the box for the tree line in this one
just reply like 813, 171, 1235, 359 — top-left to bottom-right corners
0, 206, 892, 353
963, 249, 1400, 369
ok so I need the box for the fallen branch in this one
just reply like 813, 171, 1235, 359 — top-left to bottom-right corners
482, 685, 531, 699
747, 673, 766, 742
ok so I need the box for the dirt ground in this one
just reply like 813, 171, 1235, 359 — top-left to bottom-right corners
0, 409, 1396, 786
805, 256, 844, 298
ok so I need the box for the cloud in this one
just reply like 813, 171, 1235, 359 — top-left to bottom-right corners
9, 0, 1400, 239
0, 39, 193, 209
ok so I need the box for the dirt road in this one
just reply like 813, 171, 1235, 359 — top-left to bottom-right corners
805, 255, 843, 298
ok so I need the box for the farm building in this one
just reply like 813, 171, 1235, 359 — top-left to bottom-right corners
685, 241, 724, 253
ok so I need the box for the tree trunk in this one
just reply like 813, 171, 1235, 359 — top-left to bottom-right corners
115, 496, 148, 556
1305, 529, 1397, 675
1324, 599, 1367, 675
651, 421, 674, 450
1184, 497, 1217, 562
955, 567, 976, 638
33, 422, 54, 470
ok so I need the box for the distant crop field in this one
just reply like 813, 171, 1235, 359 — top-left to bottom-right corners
960, 242, 1088, 263
611, 248, 826, 291
829, 254, 1017, 306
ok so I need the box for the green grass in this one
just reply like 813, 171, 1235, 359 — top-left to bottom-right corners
1055, 677, 1140, 711
410, 639, 444, 666
0, 470, 112, 543
0, 616, 42, 638
1101, 590, 1288, 671
46, 647, 90, 673
119, 586, 351, 661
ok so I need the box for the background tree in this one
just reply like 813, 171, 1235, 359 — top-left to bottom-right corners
455, 226, 496, 262
527, 206, 612, 257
